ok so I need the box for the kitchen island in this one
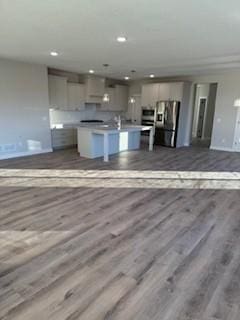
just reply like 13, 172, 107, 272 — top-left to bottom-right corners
77, 125, 154, 162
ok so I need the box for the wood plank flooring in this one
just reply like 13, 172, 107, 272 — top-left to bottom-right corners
0, 146, 240, 320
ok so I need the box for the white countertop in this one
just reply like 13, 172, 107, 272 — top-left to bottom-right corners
51, 123, 82, 129
51, 123, 152, 134
77, 124, 152, 134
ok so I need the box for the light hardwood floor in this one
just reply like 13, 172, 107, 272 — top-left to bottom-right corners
0, 146, 240, 320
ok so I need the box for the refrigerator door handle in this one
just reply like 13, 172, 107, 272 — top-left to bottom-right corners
164, 108, 167, 123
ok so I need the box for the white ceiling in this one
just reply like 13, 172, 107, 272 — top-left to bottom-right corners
1, 0, 240, 79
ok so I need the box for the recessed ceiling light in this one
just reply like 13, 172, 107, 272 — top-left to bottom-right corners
117, 36, 127, 42
149, 74, 155, 78
124, 76, 130, 80
89, 69, 95, 74
50, 51, 59, 56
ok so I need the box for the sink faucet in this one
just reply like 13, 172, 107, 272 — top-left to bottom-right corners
114, 115, 121, 129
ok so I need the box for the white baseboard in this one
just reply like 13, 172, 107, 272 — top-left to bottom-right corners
210, 145, 235, 152
0, 148, 53, 160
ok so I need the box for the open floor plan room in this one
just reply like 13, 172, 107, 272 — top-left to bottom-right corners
1, 1, 240, 319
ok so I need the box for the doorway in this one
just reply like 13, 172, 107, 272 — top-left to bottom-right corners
191, 83, 217, 148
196, 98, 207, 139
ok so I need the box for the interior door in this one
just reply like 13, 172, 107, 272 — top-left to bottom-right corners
197, 98, 207, 138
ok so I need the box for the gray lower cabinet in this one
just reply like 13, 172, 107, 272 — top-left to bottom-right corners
51, 128, 77, 149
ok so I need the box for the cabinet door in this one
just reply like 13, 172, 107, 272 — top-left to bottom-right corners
169, 82, 183, 101
115, 85, 128, 111
141, 84, 159, 107
149, 84, 159, 107
51, 128, 75, 149
85, 76, 105, 103
48, 75, 68, 109
89, 77, 105, 96
158, 83, 170, 101
141, 84, 151, 107
132, 95, 142, 124
67, 83, 85, 110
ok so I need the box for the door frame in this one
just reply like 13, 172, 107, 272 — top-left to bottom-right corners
197, 96, 208, 140
233, 108, 240, 151
189, 82, 218, 147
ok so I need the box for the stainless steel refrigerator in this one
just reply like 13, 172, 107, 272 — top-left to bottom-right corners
154, 101, 180, 147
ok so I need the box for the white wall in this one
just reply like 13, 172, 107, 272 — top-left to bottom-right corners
0, 59, 52, 159
129, 70, 240, 151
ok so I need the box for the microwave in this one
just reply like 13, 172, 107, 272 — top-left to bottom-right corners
142, 107, 156, 122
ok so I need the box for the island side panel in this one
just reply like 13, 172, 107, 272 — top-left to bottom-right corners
93, 131, 141, 158
77, 128, 95, 158
127, 131, 141, 150
92, 133, 120, 157
77, 128, 141, 160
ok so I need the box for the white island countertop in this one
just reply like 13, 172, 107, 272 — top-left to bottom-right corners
77, 124, 152, 133
51, 122, 151, 132
76, 124, 154, 162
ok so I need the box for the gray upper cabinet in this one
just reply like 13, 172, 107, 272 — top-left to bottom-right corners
141, 84, 150, 107
114, 85, 128, 111
67, 83, 85, 110
158, 82, 184, 101
141, 83, 159, 107
48, 74, 129, 110
48, 75, 68, 109
102, 85, 128, 111
158, 83, 170, 101
85, 76, 105, 103
169, 82, 184, 101
141, 82, 185, 107
127, 95, 142, 124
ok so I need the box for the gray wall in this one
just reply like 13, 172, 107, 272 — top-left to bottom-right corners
0, 59, 52, 159
186, 73, 240, 151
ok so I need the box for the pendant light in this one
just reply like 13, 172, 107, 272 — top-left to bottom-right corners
234, 99, 240, 107
129, 96, 136, 104
129, 70, 136, 104
103, 64, 110, 103
103, 93, 110, 102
